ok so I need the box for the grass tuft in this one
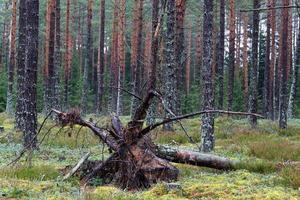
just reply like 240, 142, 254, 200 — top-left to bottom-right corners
0, 165, 59, 181
280, 166, 300, 189
248, 140, 300, 161
234, 160, 277, 174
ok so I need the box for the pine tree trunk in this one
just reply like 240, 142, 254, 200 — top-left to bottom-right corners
263, 1, 271, 118
44, 0, 56, 113
235, 13, 241, 80
175, 0, 186, 115
248, 0, 260, 128
242, 13, 249, 110
53, 0, 61, 110
131, 0, 144, 116
217, 0, 225, 110
23, 0, 39, 150
186, 23, 192, 96
6, 0, 16, 115
279, 0, 290, 129
287, 8, 292, 81
63, 0, 71, 110
287, 14, 300, 119
1, 1, 9, 70
82, 0, 93, 114
117, 0, 125, 116
228, 0, 235, 111
146, 0, 159, 126
200, 0, 214, 152
96, 0, 105, 114
15, 0, 28, 130
163, 0, 176, 131
108, 0, 119, 113
268, 0, 276, 120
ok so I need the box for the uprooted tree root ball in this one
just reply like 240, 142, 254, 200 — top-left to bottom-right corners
50, 91, 263, 190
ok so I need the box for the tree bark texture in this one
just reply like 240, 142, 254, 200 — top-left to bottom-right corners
200, 0, 214, 152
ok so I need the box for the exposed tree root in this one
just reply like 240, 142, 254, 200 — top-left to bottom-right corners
51, 105, 261, 190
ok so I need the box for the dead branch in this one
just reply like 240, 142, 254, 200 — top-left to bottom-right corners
138, 110, 264, 139
63, 152, 91, 180
52, 109, 119, 151
152, 91, 197, 145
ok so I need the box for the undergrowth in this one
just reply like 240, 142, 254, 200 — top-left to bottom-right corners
0, 113, 300, 199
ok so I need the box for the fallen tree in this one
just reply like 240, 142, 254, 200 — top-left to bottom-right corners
51, 95, 263, 190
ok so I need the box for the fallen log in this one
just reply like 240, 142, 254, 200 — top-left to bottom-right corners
155, 145, 235, 170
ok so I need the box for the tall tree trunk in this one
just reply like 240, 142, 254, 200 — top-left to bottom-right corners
235, 13, 241, 80
130, 0, 139, 115
263, 0, 271, 117
6, 0, 17, 115
228, 0, 235, 111
1, 0, 9, 70
96, 0, 105, 114
217, 0, 225, 110
44, 0, 56, 113
200, 0, 214, 152
146, 0, 159, 125
63, 0, 71, 110
242, 13, 249, 110
131, 0, 144, 116
81, 0, 93, 114
144, 23, 152, 83
175, 0, 186, 115
23, 0, 39, 150
186, 23, 192, 96
287, 13, 300, 118
53, 0, 61, 110
248, 0, 260, 127
78, 4, 83, 77
287, 8, 292, 81
109, 0, 119, 113
279, 0, 290, 129
117, 0, 125, 116
268, 0, 276, 120
15, 0, 28, 130
163, 0, 176, 131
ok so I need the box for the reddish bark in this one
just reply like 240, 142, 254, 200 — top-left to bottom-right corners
186, 23, 192, 96
287, 8, 292, 80
279, 0, 290, 129
269, 0, 276, 120
228, 0, 236, 111
118, 0, 125, 76
109, 0, 119, 112
242, 13, 249, 101
196, 17, 202, 78
175, 0, 186, 114
144, 23, 152, 80
63, 0, 72, 108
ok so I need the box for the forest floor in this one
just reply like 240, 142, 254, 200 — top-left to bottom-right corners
0, 113, 300, 199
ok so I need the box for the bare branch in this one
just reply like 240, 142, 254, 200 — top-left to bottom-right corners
152, 91, 197, 145
138, 110, 264, 138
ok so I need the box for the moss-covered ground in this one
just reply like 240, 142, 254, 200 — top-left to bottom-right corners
0, 113, 300, 199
